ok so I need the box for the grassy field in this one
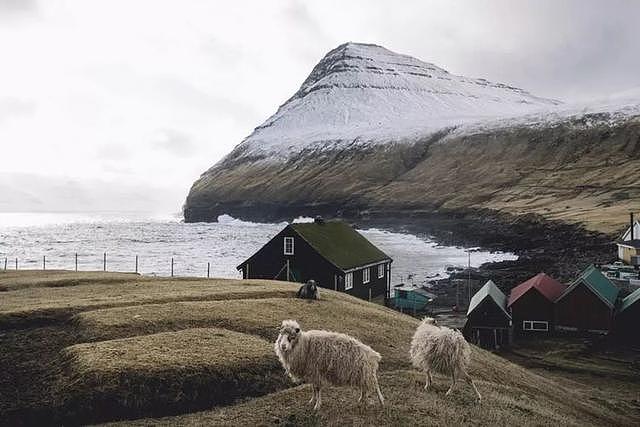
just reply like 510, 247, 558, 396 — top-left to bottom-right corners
0, 270, 639, 426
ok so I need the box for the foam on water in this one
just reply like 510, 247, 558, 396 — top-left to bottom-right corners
0, 212, 516, 284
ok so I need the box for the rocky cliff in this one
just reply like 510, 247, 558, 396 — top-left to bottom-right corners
185, 42, 640, 236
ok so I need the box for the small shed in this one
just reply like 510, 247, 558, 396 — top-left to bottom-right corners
464, 280, 512, 349
237, 218, 392, 301
393, 284, 436, 314
508, 273, 566, 335
614, 287, 640, 342
555, 265, 619, 334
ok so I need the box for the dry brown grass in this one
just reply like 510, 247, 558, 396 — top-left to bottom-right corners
1, 271, 638, 426
73, 296, 417, 369
56, 328, 287, 424
0, 271, 296, 327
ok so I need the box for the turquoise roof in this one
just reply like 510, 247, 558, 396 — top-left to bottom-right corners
467, 280, 510, 318
560, 265, 619, 308
619, 287, 640, 313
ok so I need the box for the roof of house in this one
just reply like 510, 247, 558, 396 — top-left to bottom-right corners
508, 272, 566, 307
619, 287, 640, 313
394, 284, 437, 300
617, 239, 640, 249
556, 265, 619, 309
467, 280, 511, 318
619, 219, 640, 241
290, 221, 391, 271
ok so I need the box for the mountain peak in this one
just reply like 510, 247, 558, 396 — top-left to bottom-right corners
237, 42, 562, 160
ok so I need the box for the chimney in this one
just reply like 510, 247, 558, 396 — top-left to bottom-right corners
632, 212, 635, 240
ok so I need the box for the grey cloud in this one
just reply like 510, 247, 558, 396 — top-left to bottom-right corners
0, 97, 36, 122
151, 129, 197, 158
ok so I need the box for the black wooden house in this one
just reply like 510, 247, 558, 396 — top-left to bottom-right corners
237, 219, 393, 301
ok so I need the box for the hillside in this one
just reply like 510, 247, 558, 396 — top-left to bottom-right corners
1, 270, 639, 425
184, 42, 640, 235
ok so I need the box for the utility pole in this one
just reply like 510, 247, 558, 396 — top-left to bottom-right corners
467, 250, 472, 305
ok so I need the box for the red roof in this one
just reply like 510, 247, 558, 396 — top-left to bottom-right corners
507, 272, 566, 307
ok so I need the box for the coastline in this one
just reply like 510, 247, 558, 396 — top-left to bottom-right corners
184, 202, 616, 289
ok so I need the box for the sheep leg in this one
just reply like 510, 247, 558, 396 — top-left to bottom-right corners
424, 370, 432, 390
313, 386, 322, 410
308, 384, 317, 404
358, 387, 366, 403
445, 372, 457, 396
373, 376, 385, 406
462, 371, 482, 402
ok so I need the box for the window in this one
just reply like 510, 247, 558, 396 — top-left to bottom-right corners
378, 263, 385, 278
283, 237, 294, 255
363, 268, 370, 284
345, 272, 353, 290
523, 320, 548, 331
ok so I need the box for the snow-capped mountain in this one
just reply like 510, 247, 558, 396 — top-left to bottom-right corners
230, 42, 560, 161
185, 43, 640, 232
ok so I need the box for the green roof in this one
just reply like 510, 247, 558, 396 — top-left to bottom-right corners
619, 287, 640, 313
559, 265, 619, 308
291, 221, 391, 271
467, 280, 510, 318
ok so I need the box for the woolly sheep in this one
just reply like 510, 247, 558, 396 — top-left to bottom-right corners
296, 280, 319, 300
409, 317, 481, 401
274, 319, 384, 410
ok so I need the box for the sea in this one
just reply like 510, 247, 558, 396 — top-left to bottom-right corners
0, 212, 517, 287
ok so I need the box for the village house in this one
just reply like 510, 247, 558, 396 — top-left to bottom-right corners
616, 213, 640, 265
614, 287, 640, 342
392, 284, 437, 314
555, 265, 619, 334
464, 280, 512, 349
508, 273, 566, 335
237, 218, 392, 301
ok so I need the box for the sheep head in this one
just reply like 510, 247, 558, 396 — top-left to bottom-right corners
421, 317, 437, 326
278, 319, 302, 352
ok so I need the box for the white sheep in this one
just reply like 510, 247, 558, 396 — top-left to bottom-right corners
409, 317, 481, 401
274, 319, 384, 410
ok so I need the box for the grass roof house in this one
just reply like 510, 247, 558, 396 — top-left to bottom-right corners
464, 280, 512, 349
237, 218, 392, 301
555, 265, 620, 334
508, 273, 566, 335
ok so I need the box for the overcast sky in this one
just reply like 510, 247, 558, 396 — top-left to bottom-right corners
1, 0, 639, 214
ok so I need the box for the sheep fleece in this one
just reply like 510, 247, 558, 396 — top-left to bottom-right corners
409, 322, 471, 375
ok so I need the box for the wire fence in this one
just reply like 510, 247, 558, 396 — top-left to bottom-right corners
2, 253, 217, 278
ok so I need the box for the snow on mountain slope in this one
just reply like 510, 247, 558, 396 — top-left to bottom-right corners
230, 42, 561, 160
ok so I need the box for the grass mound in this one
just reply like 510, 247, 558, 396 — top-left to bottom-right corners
74, 295, 417, 368
0, 273, 296, 328
56, 328, 287, 425
0, 271, 140, 291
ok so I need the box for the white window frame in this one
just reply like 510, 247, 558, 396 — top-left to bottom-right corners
363, 268, 370, 284
378, 263, 385, 279
523, 320, 548, 331
345, 272, 353, 290
283, 237, 294, 255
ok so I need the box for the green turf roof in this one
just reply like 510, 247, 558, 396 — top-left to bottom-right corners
619, 287, 640, 313
290, 221, 391, 271
563, 265, 619, 308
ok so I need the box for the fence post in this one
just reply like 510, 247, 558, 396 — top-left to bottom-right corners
4, 257, 6, 270
43, 255, 46, 271
135, 255, 138, 274
15, 258, 18, 270
207, 262, 210, 278
171, 258, 174, 277
103, 252, 106, 272
75, 253, 78, 272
